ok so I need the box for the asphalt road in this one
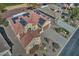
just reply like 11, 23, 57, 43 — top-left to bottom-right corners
59, 28, 79, 56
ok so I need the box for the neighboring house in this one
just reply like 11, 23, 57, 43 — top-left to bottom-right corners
0, 34, 11, 56
6, 9, 51, 54
39, 4, 61, 19
56, 20, 75, 33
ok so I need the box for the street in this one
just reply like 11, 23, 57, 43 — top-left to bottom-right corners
59, 28, 79, 56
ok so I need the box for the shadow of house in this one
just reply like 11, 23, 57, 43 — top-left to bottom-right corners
0, 27, 13, 53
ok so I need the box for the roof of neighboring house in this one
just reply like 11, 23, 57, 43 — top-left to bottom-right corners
0, 34, 10, 53
12, 20, 24, 34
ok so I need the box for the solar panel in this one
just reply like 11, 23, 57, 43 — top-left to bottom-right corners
12, 17, 18, 24
22, 13, 30, 17
20, 18, 27, 26
12, 17, 18, 20
38, 18, 46, 27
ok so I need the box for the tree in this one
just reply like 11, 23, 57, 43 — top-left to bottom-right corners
0, 4, 5, 12
3, 19, 9, 27
69, 7, 79, 19
0, 16, 9, 27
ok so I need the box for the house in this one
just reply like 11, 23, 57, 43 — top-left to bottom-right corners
6, 10, 51, 54
39, 4, 61, 19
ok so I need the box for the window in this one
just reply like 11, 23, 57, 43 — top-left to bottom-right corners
19, 18, 27, 26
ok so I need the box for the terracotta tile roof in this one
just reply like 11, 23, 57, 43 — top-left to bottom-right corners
12, 21, 24, 34
28, 12, 40, 24
7, 10, 50, 48
10, 11, 47, 34
20, 29, 41, 48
